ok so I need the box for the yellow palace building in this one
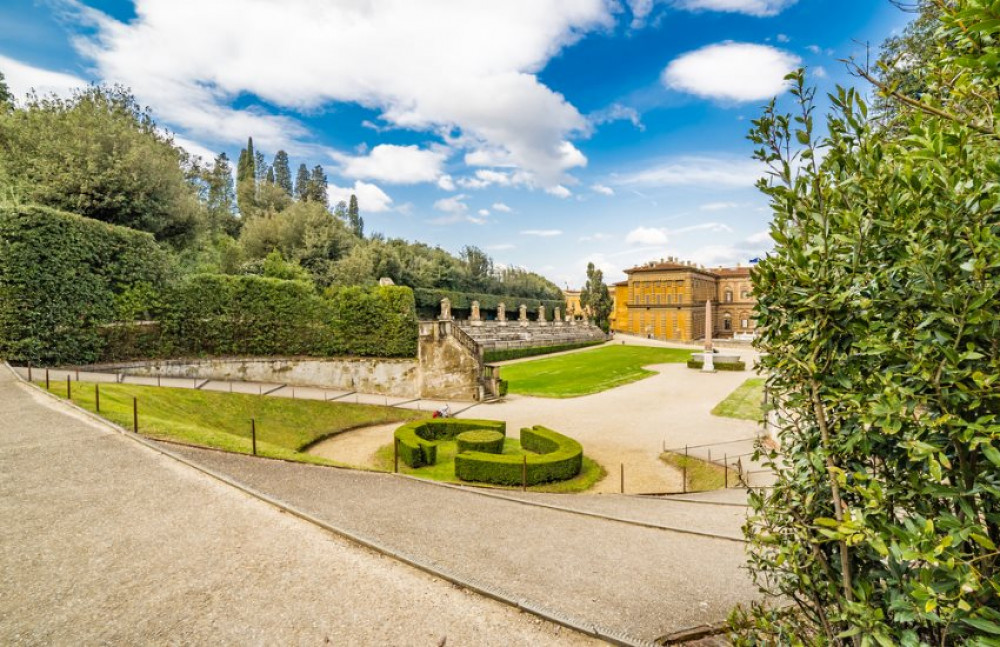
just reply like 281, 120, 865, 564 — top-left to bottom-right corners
610, 257, 757, 342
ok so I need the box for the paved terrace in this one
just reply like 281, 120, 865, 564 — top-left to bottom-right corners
1, 364, 761, 645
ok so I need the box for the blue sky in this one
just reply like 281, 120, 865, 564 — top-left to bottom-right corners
1, 0, 911, 288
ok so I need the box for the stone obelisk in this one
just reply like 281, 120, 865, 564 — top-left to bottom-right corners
702, 299, 715, 372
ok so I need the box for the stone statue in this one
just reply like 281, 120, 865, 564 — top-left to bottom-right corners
439, 298, 452, 320
497, 302, 507, 324
554, 307, 562, 325
518, 304, 528, 327
538, 304, 547, 326
470, 300, 482, 326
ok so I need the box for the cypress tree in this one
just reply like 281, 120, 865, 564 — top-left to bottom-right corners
265, 166, 275, 185
348, 194, 364, 238
309, 165, 328, 206
236, 137, 257, 216
0, 71, 12, 106
254, 150, 267, 183
273, 150, 293, 195
205, 152, 238, 238
295, 163, 310, 201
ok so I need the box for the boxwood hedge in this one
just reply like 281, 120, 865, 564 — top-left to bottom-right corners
395, 419, 507, 468
456, 430, 504, 455
483, 340, 603, 363
454, 425, 583, 486
686, 358, 746, 371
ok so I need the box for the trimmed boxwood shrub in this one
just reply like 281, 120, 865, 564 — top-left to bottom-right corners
454, 425, 583, 486
413, 288, 564, 318
686, 358, 746, 371
456, 430, 504, 454
0, 204, 170, 365
395, 419, 506, 468
483, 340, 604, 363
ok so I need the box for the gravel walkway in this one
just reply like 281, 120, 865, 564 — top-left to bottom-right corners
0, 367, 599, 646
162, 443, 761, 643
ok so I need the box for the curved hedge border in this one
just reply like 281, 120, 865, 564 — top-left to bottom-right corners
483, 340, 604, 363
454, 425, 583, 486
456, 430, 504, 455
395, 419, 506, 468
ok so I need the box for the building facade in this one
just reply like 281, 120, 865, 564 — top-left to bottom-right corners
610, 257, 756, 342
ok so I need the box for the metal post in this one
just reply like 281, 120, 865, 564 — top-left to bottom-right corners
738, 457, 744, 487
724, 453, 728, 488
292, 387, 295, 399
95, 384, 100, 413
67, 375, 71, 400
158, 376, 161, 387
522, 455, 527, 491
708, 448, 712, 464
133, 398, 138, 433
28, 363, 32, 382
75, 369, 79, 381
45, 369, 50, 390
251, 418, 257, 456
620, 463, 625, 494
393, 438, 399, 473
683, 445, 688, 494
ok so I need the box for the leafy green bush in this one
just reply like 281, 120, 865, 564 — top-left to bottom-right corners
686, 359, 745, 371
454, 425, 583, 486
456, 430, 504, 454
498, 379, 509, 397
395, 419, 507, 468
327, 285, 418, 357
483, 340, 604, 363
0, 204, 170, 364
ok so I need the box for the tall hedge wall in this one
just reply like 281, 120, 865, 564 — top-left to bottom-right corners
413, 288, 564, 317
0, 205, 170, 364
156, 277, 418, 359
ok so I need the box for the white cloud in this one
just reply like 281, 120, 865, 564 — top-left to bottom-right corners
626, 0, 656, 27
437, 174, 456, 191
591, 184, 615, 196
68, 0, 612, 189
700, 201, 739, 211
588, 103, 644, 131
433, 194, 469, 215
626, 227, 669, 246
746, 230, 771, 244
478, 209, 490, 217
671, 222, 734, 235
492, 202, 513, 213
328, 180, 393, 213
662, 42, 801, 102
546, 185, 572, 199
337, 144, 447, 184
458, 169, 519, 189
579, 232, 613, 242
614, 156, 764, 188
521, 229, 563, 237
171, 134, 218, 164
812, 66, 828, 79
673, 0, 798, 17
776, 34, 790, 43
0, 54, 89, 100
807, 44, 822, 54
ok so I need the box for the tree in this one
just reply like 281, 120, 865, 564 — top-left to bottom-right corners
0, 71, 11, 106
347, 193, 364, 238
235, 137, 256, 217
272, 150, 293, 195
579, 262, 612, 332
203, 152, 239, 238
733, 4, 1000, 642
294, 163, 310, 201
460, 245, 491, 289
308, 165, 328, 205
0, 84, 201, 246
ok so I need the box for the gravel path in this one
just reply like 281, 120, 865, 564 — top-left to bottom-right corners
0, 367, 600, 646
163, 443, 761, 643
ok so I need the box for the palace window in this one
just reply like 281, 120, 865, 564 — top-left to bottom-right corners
725, 289, 733, 303
723, 314, 732, 331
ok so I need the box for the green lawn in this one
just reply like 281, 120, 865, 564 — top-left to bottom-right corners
500, 345, 692, 398
660, 452, 739, 492
711, 378, 765, 422
39, 380, 426, 467
374, 438, 607, 493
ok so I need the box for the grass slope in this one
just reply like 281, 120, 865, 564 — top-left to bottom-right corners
40, 380, 426, 466
374, 438, 606, 493
660, 452, 739, 492
500, 345, 691, 398
711, 378, 765, 422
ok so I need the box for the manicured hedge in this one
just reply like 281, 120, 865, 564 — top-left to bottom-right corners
0, 204, 170, 364
413, 288, 563, 317
326, 285, 418, 357
456, 430, 504, 455
483, 340, 604, 363
454, 425, 583, 486
687, 358, 746, 371
395, 419, 507, 468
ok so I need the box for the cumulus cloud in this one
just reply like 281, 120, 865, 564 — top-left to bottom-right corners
663, 42, 801, 102
434, 194, 469, 215
478, 209, 490, 217
0, 54, 89, 100
588, 103, 644, 131
546, 185, 572, 199
591, 184, 615, 196
626, 227, 669, 246
492, 202, 513, 213
521, 229, 563, 237
328, 180, 394, 213
66, 0, 611, 189
673, 0, 798, 16
614, 156, 764, 188
437, 175, 456, 191
337, 144, 447, 184
688, 230, 774, 266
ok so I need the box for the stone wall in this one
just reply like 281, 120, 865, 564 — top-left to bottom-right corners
457, 320, 606, 352
94, 357, 420, 398
417, 320, 483, 401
